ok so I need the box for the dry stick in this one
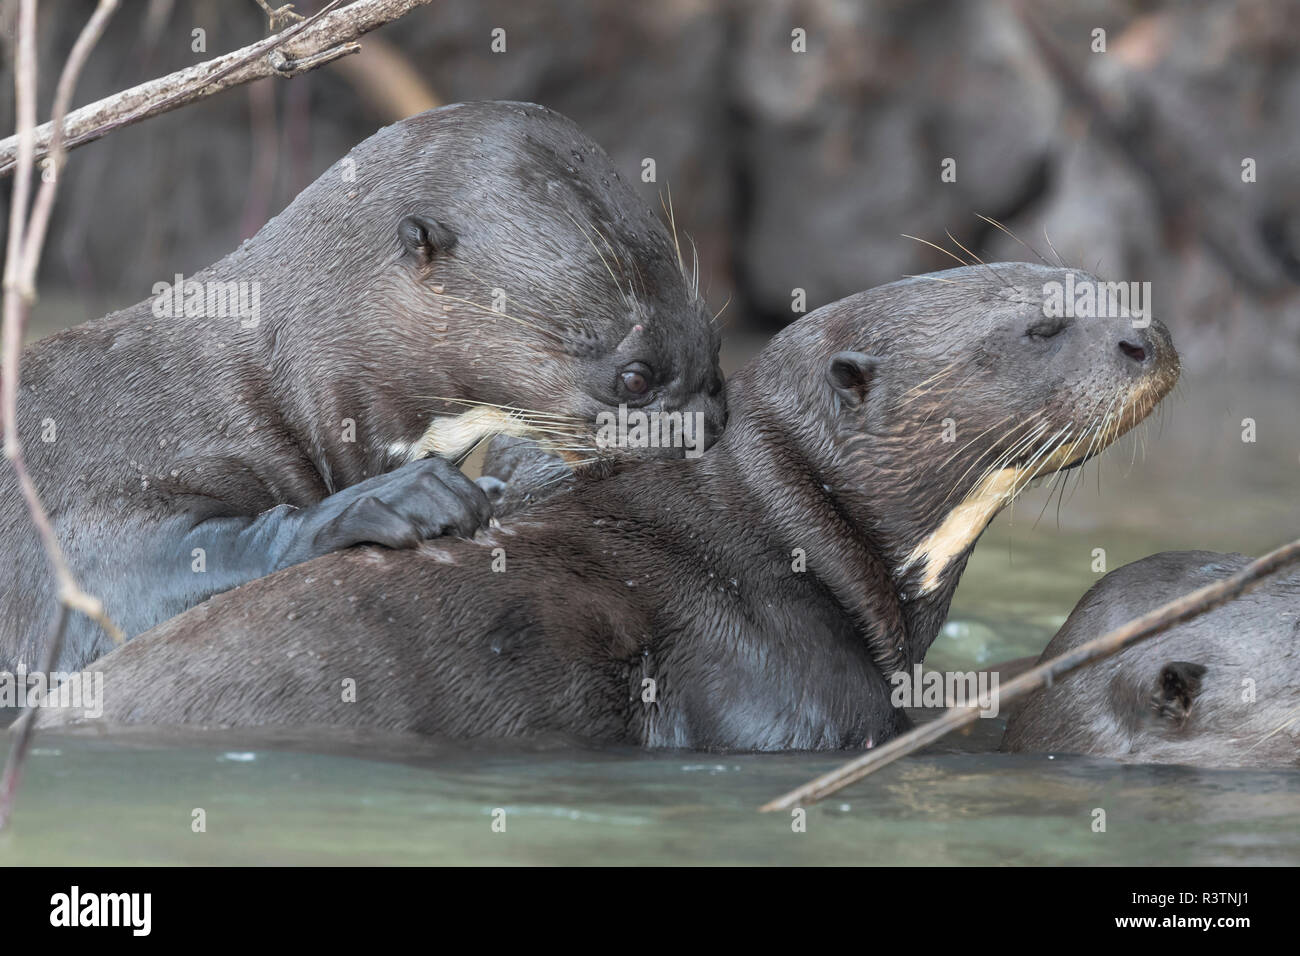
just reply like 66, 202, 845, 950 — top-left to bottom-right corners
0, 0, 121, 834
0, 0, 437, 177
760, 536, 1300, 812
0, 0, 437, 831
3, 0, 123, 644
0, 605, 69, 829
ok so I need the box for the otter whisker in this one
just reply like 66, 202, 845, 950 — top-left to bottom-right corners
900, 273, 962, 285
661, 186, 687, 281
953, 412, 1045, 477
452, 262, 564, 329
1032, 405, 1104, 529
420, 395, 584, 418
1124, 391, 1146, 475
688, 234, 701, 301
943, 417, 1048, 505
1064, 386, 1123, 500
427, 287, 564, 340
934, 411, 1019, 471
1030, 460, 1072, 530
562, 208, 635, 313
998, 426, 1070, 522
1050, 462, 1073, 525
1042, 227, 1066, 268
1005, 428, 1074, 526
421, 395, 585, 429
945, 230, 1012, 290
901, 233, 970, 268
1016, 425, 1075, 494
712, 293, 733, 327
967, 417, 1049, 487
1067, 393, 1115, 473
588, 214, 649, 305
916, 363, 990, 425
946, 230, 985, 265
894, 358, 966, 406
1243, 705, 1300, 753
975, 213, 1051, 266
1088, 384, 1128, 495
406, 406, 547, 462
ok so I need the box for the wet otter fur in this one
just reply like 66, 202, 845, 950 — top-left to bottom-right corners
0, 101, 725, 674
38, 263, 1178, 749
1004, 551, 1299, 768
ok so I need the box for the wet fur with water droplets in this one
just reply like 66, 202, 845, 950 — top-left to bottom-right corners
0, 101, 725, 676
39, 263, 1178, 749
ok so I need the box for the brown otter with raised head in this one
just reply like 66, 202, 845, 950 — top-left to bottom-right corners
39, 263, 1178, 749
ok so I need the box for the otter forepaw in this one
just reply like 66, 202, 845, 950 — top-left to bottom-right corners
281, 456, 491, 565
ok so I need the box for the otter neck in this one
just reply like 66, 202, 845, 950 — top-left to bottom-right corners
706, 369, 992, 670
701, 380, 914, 675
863, 458, 1019, 663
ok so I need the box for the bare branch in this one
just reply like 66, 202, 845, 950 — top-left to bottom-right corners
0, 0, 435, 177
0, 0, 436, 833
3, 0, 123, 644
0, 605, 68, 829
760, 536, 1300, 812
0, 0, 123, 832
20, 0, 121, 277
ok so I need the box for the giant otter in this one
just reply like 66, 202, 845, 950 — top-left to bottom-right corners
39, 263, 1179, 749
1003, 551, 1299, 768
0, 101, 725, 674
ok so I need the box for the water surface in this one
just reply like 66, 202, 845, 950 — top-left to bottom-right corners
2, 370, 1297, 866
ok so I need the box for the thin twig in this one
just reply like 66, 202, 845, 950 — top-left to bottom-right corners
760, 536, 1300, 812
0, 0, 436, 177
0, 605, 69, 829
19, 0, 121, 273
3, 0, 123, 644
0, 0, 123, 833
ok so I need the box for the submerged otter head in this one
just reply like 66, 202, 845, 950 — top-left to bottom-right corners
1003, 551, 1300, 768
731, 262, 1179, 667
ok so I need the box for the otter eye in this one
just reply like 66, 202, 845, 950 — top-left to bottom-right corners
618, 363, 653, 396
1026, 316, 1068, 340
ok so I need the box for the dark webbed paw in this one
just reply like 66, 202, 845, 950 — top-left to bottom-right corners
282, 456, 490, 565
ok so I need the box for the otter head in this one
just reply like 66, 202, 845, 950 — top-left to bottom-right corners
740, 262, 1179, 665
342, 101, 726, 466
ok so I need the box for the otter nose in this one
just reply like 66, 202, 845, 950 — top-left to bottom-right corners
1118, 338, 1148, 364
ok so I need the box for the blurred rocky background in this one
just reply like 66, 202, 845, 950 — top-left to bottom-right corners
3, 0, 1299, 372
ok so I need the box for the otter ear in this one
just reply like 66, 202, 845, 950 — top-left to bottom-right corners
1149, 661, 1207, 725
826, 351, 882, 407
398, 215, 457, 264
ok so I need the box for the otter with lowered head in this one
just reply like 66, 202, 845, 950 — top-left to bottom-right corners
0, 101, 725, 675
1004, 551, 1299, 768
41, 264, 1179, 749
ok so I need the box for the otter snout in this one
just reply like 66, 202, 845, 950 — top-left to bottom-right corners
1114, 318, 1177, 376
1136, 318, 1179, 381
1117, 338, 1148, 364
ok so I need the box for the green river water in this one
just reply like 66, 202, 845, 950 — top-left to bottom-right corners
1, 368, 1296, 866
